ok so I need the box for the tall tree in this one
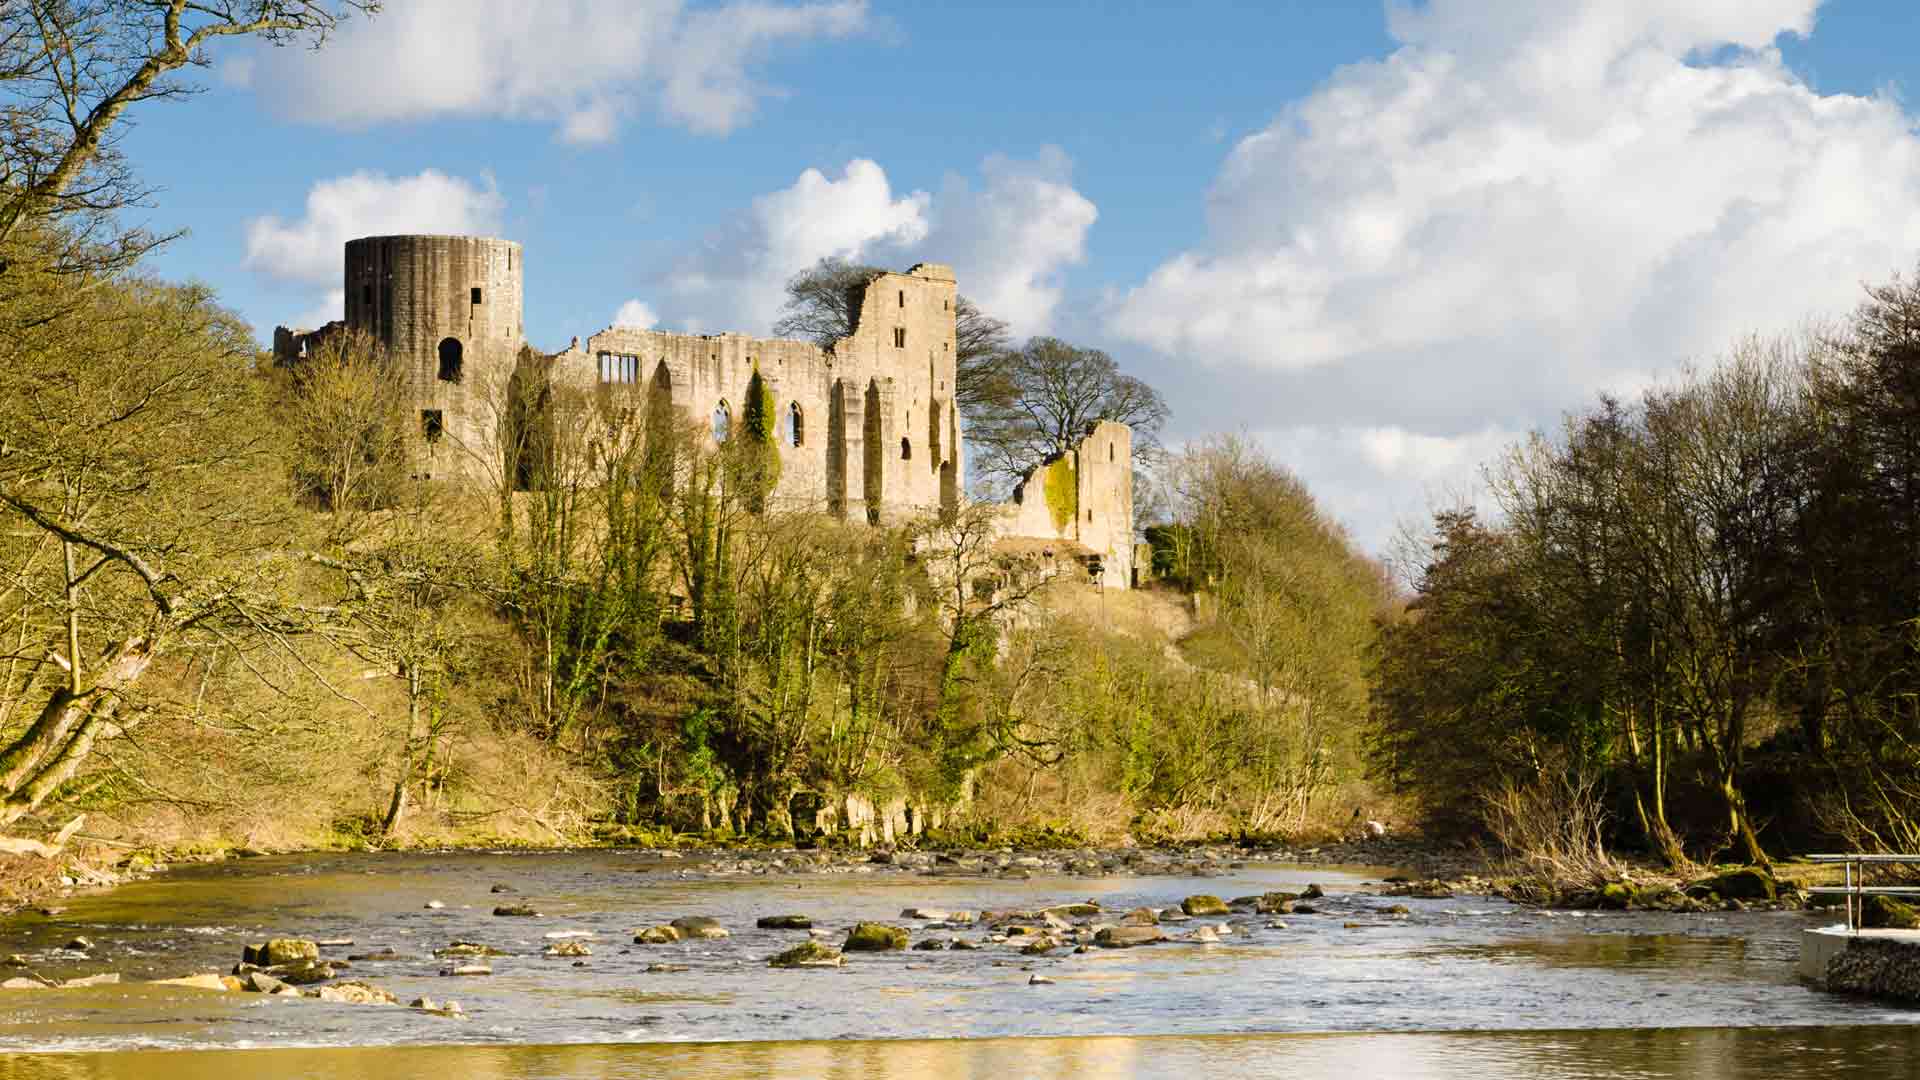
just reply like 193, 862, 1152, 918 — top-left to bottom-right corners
0, 273, 326, 831
968, 337, 1169, 490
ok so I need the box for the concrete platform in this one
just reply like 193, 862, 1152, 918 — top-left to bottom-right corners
1801, 925, 1920, 990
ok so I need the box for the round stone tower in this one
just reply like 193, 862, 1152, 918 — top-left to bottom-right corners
343, 235, 524, 476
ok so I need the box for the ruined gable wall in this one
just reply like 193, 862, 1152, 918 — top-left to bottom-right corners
997, 420, 1136, 590
556, 263, 961, 521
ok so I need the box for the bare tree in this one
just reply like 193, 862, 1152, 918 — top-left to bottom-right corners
969, 337, 1169, 490
280, 327, 411, 533
1, 1, 377, 279
0, 274, 333, 833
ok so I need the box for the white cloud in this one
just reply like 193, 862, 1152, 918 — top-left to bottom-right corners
660, 151, 1096, 338
254, 0, 868, 142
662, 158, 930, 332
289, 289, 346, 333
1115, 0, 1920, 552
927, 148, 1097, 336
244, 170, 506, 285
613, 299, 660, 329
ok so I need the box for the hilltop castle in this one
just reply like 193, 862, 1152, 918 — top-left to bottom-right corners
274, 234, 1135, 588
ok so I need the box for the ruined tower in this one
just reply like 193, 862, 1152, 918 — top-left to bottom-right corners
343, 235, 524, 475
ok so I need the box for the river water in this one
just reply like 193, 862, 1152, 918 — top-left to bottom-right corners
0, 849, 1911, 1076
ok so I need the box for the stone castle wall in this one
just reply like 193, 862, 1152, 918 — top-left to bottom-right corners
1000, 421, 1136, 589
273, 234, 1134, 585
549, 263, 962, 523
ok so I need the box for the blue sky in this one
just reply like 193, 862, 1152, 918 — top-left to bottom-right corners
118, 0, 1920, 550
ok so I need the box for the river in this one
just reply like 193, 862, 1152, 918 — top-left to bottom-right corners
0, 849, 1911, 1076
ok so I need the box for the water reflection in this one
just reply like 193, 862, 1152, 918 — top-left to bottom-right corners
6, 1027, 1920, 1080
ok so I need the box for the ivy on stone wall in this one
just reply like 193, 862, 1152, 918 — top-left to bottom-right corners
1043, 454, 1077, 533
740, 366, 781, 509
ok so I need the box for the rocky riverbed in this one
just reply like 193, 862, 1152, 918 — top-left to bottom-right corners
0, 846, 1907, 1052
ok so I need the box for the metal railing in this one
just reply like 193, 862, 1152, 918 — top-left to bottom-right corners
1807, 853, 1920, 932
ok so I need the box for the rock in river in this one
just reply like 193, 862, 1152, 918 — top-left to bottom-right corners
770, 941, 846, 968
492, 904, 540, 917
634, 926, 681, 944
1181, 895, 1230, 917
434, 942, 507, 958
1095, 926, 1167, 948
313, 980, 398, 1005
544, 941, 591, 958
151, 973, 232, 992
756, 915, 813, 930
243, 939, 319, 967
844, 923, 910, 951
670, 916, 729, 940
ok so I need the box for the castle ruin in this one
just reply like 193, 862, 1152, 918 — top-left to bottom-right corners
274, 234, 1135, 588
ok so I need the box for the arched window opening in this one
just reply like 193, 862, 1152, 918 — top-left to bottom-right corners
788, 402, 804, 447
712, 401, 732, 443
437, 337, 463, 382
900, 437, 912, 461
1109, 443, 1115, 462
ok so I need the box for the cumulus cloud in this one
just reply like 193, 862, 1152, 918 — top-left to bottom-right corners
613, 299, 660, 329
929, 148, 1097, 335
253, 0, 868, 142
1113, 0, 1920, 551
660, 151, 1095, 337
245, 170, 506, 286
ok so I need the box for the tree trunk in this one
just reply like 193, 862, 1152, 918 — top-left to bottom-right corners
1722, 773, 1770, 869
0, 637, 152, 825
382, 669, 422, 838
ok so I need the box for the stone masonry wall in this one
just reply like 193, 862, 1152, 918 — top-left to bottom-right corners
272, 236, 1136, 587
549, 263, 962, 523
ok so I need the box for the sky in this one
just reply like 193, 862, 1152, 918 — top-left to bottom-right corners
118, 0, 1920, 553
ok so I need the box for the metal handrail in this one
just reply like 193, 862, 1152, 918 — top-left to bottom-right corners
1807, 853, 1920, 932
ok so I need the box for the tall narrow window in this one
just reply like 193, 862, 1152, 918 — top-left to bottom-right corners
789, 402, 804, 447
471, 287, 483, 305
437, 337, 463, 382
361, 284, 372, 307
893, 327, 906, 348
898, 290, 905, 308
421, 410, 444, 443
713, 401, 731, 442
900, 437, 911, 460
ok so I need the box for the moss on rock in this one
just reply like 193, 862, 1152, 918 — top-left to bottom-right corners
843, 922, 909, 951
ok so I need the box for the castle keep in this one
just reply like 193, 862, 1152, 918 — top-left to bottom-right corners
274, 234, 1135, 588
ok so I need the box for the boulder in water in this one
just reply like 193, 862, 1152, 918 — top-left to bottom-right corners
756, 915, 813, 930
1181, 895, 1230, 916
670, 916, 728, 940
313, 980, 398, 1005
843, 923, 909, 951
769, 941, 845, 968
634, 926, 680, 944
1095, 926, 1167, 948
